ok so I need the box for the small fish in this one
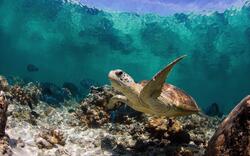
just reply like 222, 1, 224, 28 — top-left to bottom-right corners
27, 64, 39, 72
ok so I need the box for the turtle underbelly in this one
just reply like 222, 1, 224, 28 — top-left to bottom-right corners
149, 100, 174, 116
127, 98, 179, 116
128, 100, 156, 115
142, 97, 182, 117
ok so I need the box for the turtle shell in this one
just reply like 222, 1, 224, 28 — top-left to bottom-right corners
140, 80, 199, 112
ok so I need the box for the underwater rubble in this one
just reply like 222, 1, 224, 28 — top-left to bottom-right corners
35, 129, 66, 149
0, 75, 248, 156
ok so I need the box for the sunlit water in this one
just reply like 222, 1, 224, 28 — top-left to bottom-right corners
0, 0, 250, 113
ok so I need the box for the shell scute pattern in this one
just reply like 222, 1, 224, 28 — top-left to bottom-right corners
140, 80, 197, 112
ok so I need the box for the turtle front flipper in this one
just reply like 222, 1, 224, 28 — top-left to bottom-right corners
140, 55, 186, 101
107, 95, 128, 110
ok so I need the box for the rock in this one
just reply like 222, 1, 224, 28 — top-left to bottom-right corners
0, 92, 9, 137
179, 114, 220, 148
0, 76, 9, 92
168, 130, 190, 144
0, 135, 12, 156
0, 77, 226, 156
74, 85, 220, 155
101, 135, 116, 150
11, 106, 37, 125
27, 64, 39, 72
35, 129, 66, 149
75, 86, 113, 127
75, 85, 142, 127
55, 147, 70, 156
62, 82, 79, 97
80, 78, 99, 90
40, 82, 71, 105
205, 95, 250, 156
35, 137, 54, 149
16, 137, 25, 148
76, 100, 110, 127
205, 102, 223, 117
145, 117, 190, 144
9, 83, 41, 110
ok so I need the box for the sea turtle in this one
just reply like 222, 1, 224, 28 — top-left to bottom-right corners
108, 55, 199, 117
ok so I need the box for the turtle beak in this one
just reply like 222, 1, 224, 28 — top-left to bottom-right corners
108, 70, 122, 86
108, 70, 116, 81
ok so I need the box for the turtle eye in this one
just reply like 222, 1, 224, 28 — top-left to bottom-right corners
115, 71, 123, 77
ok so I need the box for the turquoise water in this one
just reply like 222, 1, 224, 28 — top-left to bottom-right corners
0, 0, 250, 113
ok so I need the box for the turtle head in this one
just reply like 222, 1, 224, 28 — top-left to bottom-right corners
108, 69, 136, 93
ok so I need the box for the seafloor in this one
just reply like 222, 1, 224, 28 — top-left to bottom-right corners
0, 75, 248, 156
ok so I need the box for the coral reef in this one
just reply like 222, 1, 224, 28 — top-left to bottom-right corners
101, 113, 219, 155
75, 85, 221, 155
9, 83, 41, 109
0, 76, 247, 156
0, 92, 8, 137
0, 76, 9, 92
40, 82, 71, 106
35, 129, 66, 149
62, 82, 79, 97
75, 85, 143, 127
0, 78, 11, 155
0, 135, 12, 156
206, 95, 250, 156
75, 86, 114, 127
80, 78, 99, 90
